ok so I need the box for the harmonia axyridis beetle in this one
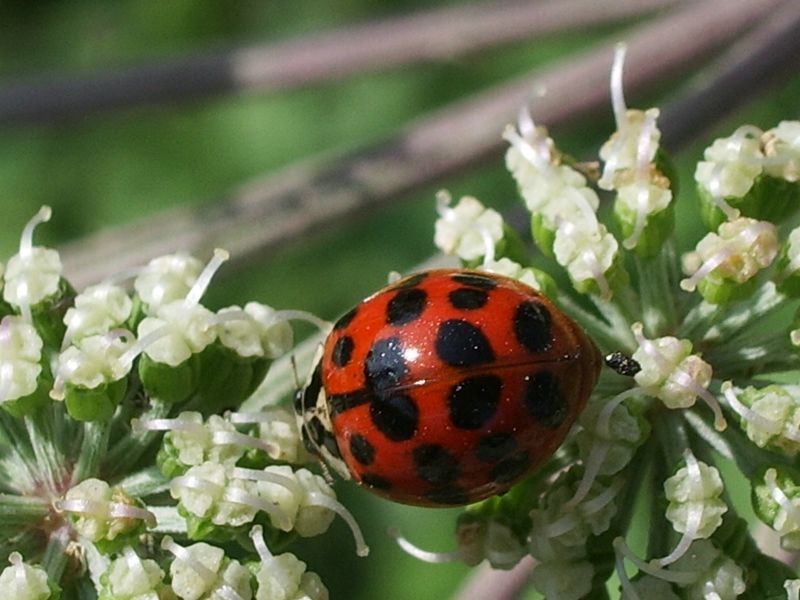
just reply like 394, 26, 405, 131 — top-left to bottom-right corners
295, 269, 602, 506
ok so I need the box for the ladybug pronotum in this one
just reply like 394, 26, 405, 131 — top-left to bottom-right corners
295, 269, 602, 506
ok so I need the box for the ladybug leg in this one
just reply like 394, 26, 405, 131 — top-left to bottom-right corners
604, 351, 641, 377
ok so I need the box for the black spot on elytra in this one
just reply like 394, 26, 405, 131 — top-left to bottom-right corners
412, 444, 460, 485
425, 486, 469, 505
475, 432, 518, 463
525, 370, 567, 428
387, 288, 428, 326
451, 273, 498, 290
349, 434, 375, 465
491, 451, 531, 483
361, 473, 392, 490
334, 306, 358, 330
435, 320, 495, 367
514, 300, 553, 353
364, 337, 408, 393
448, 287, 489, 310
331, 336, 354, 368
393, 272, 428, 289
328, 390, 370, 417
370, 393, 419, 441
448, 375, 502, 430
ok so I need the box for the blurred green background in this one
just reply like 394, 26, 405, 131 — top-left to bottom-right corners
1, 1, 799, 598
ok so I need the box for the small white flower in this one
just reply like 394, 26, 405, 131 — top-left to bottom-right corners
55, 334, 133, 391
479, 257, 542, 290
101, 547, 165, 598
664, 456, 727, 540
433, 194, 503, 261
165, 539, 252, 600
695, 126, 764, 199
137, 301, 217, 366
681, 217, 778, 291
670, 540, 745, 600
3, 247, 62, 310
763, 120, 800, 181
599, 107, 662, 190
0, 553, 52, 600
58, 478, 154, 542
0, 316, 43, 404
62, 283, 132, 344
553, 219, 618, 298
723, 383, 800, 456
216, 302, 294, 359
170, 462, 259, 528
134, 253, 203, 311
632, 324, 713, 410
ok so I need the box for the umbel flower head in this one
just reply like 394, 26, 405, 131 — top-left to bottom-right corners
409, 44, 800, 598
1, 43, 800, 600
0, 205, 365, 598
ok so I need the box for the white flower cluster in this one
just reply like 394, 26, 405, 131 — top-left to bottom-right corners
696, 121, 800, 201
0, 207, 298, 421
528, 472, 623, 600
504, 111, 620, 299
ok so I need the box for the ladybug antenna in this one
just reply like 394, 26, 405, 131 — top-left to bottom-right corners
604, 351, 641, 377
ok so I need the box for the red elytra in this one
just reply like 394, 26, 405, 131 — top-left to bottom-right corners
295, 269, 601, 507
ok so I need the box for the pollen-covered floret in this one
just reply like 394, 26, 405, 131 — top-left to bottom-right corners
695, 126, 764, 200
57, 478, 155, 546
681, 217, 778, 296
631, 323, 718, 417
762, 120, 800, 182
723, 383, 800, 456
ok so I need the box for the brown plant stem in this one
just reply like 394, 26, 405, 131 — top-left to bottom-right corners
0, 0, 682, 126
59, 0, 788, 289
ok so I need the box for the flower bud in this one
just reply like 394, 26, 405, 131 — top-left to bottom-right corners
98, 547, 167, 600
62, 283, 133, 347
163, 538, 252, 600
433, 193, 504, 263
751, 465, 800, 551
133, 253, 203, 316
664, 454, 727, 541
54, 334, 133, 421
722, 383, 800, 457
0, 315, 52, 417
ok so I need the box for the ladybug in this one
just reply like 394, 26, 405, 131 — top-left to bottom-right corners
295, 269, 602, 506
